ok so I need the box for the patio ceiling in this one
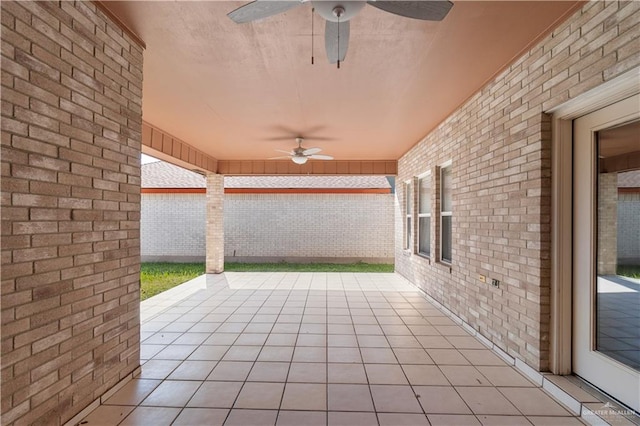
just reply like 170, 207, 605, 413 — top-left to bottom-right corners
103, 1, 582, 162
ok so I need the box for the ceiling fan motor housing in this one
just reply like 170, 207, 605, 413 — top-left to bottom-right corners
313, 1, 366, 22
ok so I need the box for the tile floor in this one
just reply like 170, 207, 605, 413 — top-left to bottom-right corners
82, 272, 585, 425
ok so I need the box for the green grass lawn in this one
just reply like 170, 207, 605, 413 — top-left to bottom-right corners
140, 262, 205, 301
225, 262, 394, 273
140, 262, 394, 300
617, 265, 640, 279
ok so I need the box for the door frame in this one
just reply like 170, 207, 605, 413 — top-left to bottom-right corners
547, 67, 639, 375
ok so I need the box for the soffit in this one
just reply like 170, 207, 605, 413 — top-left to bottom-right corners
104, 1, 582, 161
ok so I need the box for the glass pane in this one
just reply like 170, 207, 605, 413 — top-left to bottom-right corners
596, 120, 640, 372
419, 217, 430, 256
419, 176, 431, 213
441, 215, 452, 262
441, 166, 452, 212
406, 183, 412, 214
406, 217, 412, 249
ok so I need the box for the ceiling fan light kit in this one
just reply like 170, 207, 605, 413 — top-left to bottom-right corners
228, 0, 453, 66
268, 137, 334, 164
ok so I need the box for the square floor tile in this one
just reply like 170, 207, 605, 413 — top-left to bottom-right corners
439, 365, 491, 386
393, 348, 433, 364
427, 414, 482, 425
204, 333, 239, 345
456, 387, 519, 415
225, 409, 278, 426
328, 324, 356, 334
173, 332, 211, 345
365, 364, 409, 384
293, 346, 326, 363
413, 385, 471, 414
328, 411, 378, 426
328, 384, 374, 411
144, 332, 182, 345
288, 362, 327, 383
247, 361, 290, 382
281, 383, 327, 410
138, 360, 181, 380
402, 364, 449, 385
459, 350, 507, 366
328, 363, 368, 384
234, 382, 285, 409
271, 323, 300, 334
386, 335, 423, 348
477, 415, 531, 425
357, 335, 390, 348
235, 333, 269, 346
527, 416, 584, 425
207, 361, 253, 381
266, 333, 298, 346
104, 379, 161, 405
417, 336, 454, 349
276, 411, 326, 426
370, 385, 423, 413
476, 366, 534, 387
446, 336, 487, 349
361, 347, 398, 364
188, 345, 229, 361
499, 387, 570, 416
140, 380, 201, 407
328, 334, 358, 347
328, 347, 362, 363
120, 407, 181, 426
80, 404, 134, 425
354, 324, 384, 335
153, 344, 198, 360
258, 346, 294, 362
167, 360, 217, 381
378, 413, 431, 425
299, 323, 326, 334
245, 323, 275, 333
188, 381, 243, 408
173, 408, 228, 426
297, 334, 326, 347
223, 345, 261, 361
427, 349, 471, 365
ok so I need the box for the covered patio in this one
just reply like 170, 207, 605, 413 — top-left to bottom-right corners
81, 272, 580, 426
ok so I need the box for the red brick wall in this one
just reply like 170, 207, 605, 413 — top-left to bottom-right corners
1, 2, 143, 424
396, 1, 639, 371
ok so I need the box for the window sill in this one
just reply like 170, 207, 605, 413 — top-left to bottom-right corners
417, 253, 431, 263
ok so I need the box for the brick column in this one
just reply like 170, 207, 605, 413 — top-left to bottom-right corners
206, 174, 225, 273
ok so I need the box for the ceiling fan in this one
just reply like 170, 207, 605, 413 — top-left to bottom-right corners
270, 137, 334, 164
228, 0, 453, 66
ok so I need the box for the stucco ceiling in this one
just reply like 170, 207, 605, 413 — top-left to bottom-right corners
104, 1, 582, 162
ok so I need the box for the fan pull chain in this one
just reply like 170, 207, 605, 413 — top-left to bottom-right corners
311, 7, 314, 65
337, 15, 341, 69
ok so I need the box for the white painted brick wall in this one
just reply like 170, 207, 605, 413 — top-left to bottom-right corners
141, 193, 394, 262
618, 193, 640, 264
141, 193, 206, 261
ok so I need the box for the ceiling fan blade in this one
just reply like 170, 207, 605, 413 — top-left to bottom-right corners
303, 147, 322, 155
275, 149, 295, 155
308, 154, 334, 160
268, 156, 293, 160
228, 1, 302, 24
325, 20, 350, 64
366, 1, 453, 21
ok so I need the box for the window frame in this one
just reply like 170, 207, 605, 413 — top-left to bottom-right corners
404, 180, 413, 251
417, 171, 432, 258
439, 161, 452, 264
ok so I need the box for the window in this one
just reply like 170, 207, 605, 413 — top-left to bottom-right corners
440, 163, 452, 263
405, 181, 413, 250
417, 173, 431, 257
